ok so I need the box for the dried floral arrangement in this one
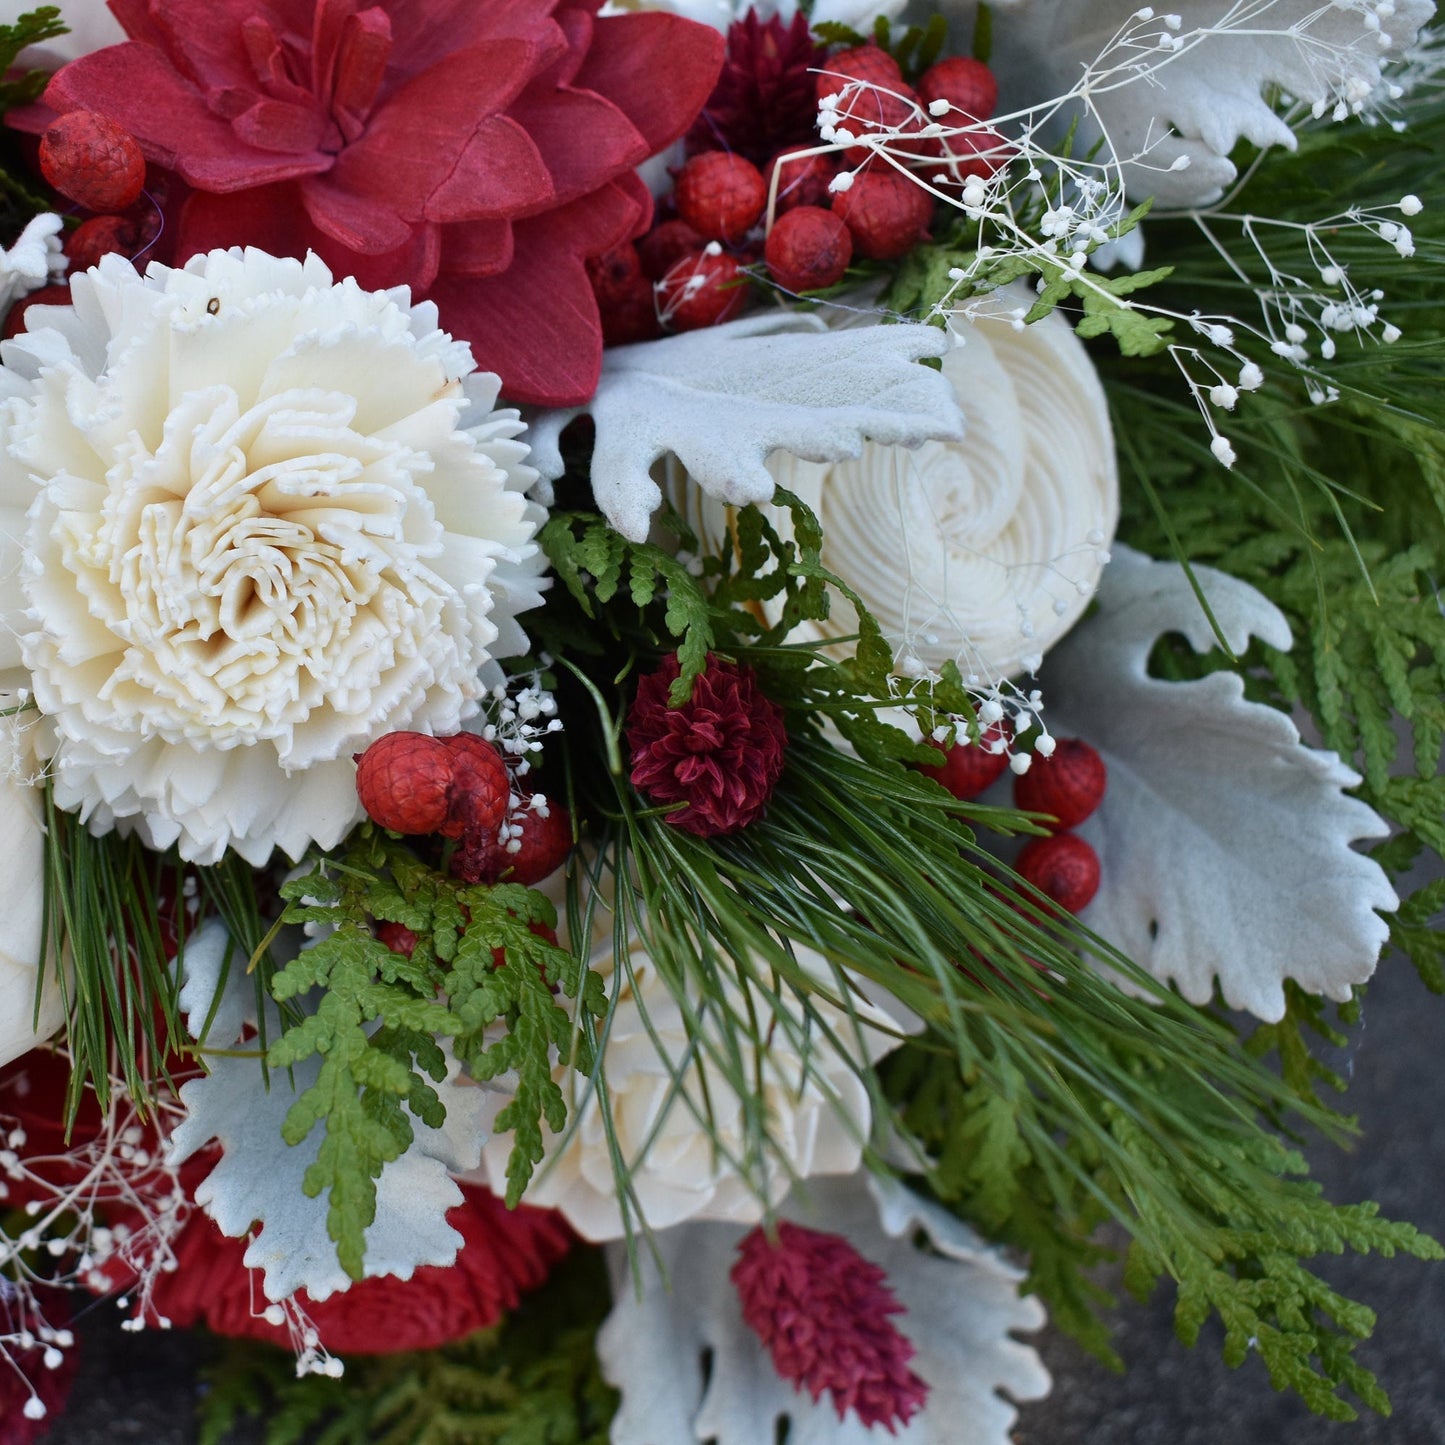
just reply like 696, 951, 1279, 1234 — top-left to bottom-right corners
0, 1, 1442, 1441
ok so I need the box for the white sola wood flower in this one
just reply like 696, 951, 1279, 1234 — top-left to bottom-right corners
0, 249, 546, 865
674, 289, 1117, 684
474, 876, 913, 1240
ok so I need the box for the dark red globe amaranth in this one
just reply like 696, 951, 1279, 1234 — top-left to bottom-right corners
688, 10, 825, 166
39, 109, 146, 212
731, 1220, 928, 1431
20, 0, 724, 406
626, 653, 786, 836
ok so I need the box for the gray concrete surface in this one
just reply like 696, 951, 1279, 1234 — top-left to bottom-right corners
37, 950, 1445, 1445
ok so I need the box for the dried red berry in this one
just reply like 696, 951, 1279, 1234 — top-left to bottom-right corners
918, 722, 1010, 800
453, 795, 573, 887
764, 146, 840, 215
924, 124, 1013, 183
917, 56, 999, 122
832, 170, 933, 260
39, 110, 146, 213
765, 206, 852, 293
588, 244, 659, 346
638, 219, 708, 281
816, 45, 919, 158
674, 151, 768, 244
355, 732, 455, 835
1013, 738, 1107, 831
63, 214, 141, 272
627, 653, 786, 836
655, 248, 749, 331
1016, 832, 1100, 914
2, 283, 69, 341
441, 733, 512, 840
376, 921, 419, 958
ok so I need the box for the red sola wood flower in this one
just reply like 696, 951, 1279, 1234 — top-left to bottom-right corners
626, 653, 786, 836
731, 1220, 929, 1432
20, 0, 723, 406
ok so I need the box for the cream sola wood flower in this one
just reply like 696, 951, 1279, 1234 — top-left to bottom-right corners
0, 249, 547, 865
672, 288, 1117, 684
473, 871, 915, 1241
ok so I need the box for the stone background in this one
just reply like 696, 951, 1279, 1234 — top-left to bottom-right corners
38, 939, 1445, 1444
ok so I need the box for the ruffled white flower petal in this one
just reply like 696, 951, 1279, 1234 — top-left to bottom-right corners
0, 214, 64, 323
0, 248, 547, 864
0, 676, 62, 1069
598, 1173, 1050, 1445
1041, 546, 1397, 1021
473, 877, 914, 1240
168, 919, 489, 1302
676, 290, 1117, 682
984, 0, 1436, 206
527, 313, 964, 543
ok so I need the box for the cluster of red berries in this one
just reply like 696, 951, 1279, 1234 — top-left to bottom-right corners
354, 731, 572, 890
4, 111, 157, 339
588, 41, 1003, 344
920, 727, 1107, 915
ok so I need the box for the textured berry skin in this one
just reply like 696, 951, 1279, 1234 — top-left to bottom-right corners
814, 44, 903, 106
587, 242, 660, 345
355, 732, 455, 835
376, 921, 419, 958
441, 733, 512, 839
918, 722, 1010, 800
63, 214, 141, 271
815, 45, 919, 158
2, 283, 69, 341
764, 146, 840, 214
1013, 738, 1107, 831
917, 56, 999, 121
637, 218, 708, 280
765, 206, 851, 293
453, 797, 573, 886
674, 151, 767, 244
831, 170, 933, 260
656, 249, 749, 331
1016, 833, 1100, 915
40, 110, 146, 212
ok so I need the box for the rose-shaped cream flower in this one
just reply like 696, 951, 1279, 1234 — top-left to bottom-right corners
674, 290, 1118, 682
475, 877, 911, 1241
0, 248, 547, 865
0, 675, 64, 1068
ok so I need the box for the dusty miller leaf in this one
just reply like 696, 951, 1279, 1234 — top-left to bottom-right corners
597, 1174, 1049, 1445
1040, 546, 1397, 1021
526, 314, 964, 542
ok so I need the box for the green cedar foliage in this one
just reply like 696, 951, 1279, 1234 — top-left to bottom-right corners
197, 1252, 618, 1445
538, 476, 1439, 1417
267, 831, 604, 1280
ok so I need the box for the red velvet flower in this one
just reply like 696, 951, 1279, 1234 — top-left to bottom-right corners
25, 0, 724, 405
626, 653, 786, 836
731, 1220, 929, 1433
128, 1179, 574, 1354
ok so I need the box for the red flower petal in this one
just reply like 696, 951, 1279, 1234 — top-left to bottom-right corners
43, 45, 332, 191
508, 85, 650, 210
431, 172, 649, 405
576, 10, 726, 154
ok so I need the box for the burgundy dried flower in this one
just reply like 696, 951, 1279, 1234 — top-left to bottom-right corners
731, 1220, 929, 1432
626, 653, 786, 836
688, 11, 827, 166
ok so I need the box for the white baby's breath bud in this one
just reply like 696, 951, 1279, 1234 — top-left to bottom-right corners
1211, 435, 1238, 467
1209, 384, 1239, 410
1400, 194, 1423, 215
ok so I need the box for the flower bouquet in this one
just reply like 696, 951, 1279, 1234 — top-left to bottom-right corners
0, 0, 1442, 1439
